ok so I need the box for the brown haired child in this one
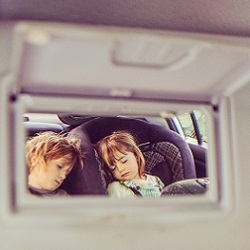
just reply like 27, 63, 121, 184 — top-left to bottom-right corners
96, 131, 164, 198
26, 131, 83, 197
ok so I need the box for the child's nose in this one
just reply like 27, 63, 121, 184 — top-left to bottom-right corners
116, 163, 125, 172
60, 171, 67, 180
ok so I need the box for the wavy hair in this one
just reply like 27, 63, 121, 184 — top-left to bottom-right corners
96, 130, 145, 181
26, 131, 83, 173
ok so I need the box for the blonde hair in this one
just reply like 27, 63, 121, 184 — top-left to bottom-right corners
96, 130, 145, 181
26, 131, 83, 173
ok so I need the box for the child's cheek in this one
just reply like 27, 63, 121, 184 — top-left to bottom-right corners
113, 171, 119, 179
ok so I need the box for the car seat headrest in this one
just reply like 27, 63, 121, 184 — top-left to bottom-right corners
60, 126, 107, 195
24, 121, 63, 138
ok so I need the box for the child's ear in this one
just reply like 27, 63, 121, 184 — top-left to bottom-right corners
29, 156, 37, 173
30, 155, 37, 166
29, 155, 44, 172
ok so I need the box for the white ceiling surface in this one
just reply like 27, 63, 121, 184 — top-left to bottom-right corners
13, 23, 250, 103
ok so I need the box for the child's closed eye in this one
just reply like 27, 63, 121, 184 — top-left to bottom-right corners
109, 165, 116, 171
121, 158, 128, 164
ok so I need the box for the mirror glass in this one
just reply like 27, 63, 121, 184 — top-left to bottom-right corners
23, 106, 209, 199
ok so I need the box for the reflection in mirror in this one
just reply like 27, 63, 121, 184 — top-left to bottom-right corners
23, 110, 209, 199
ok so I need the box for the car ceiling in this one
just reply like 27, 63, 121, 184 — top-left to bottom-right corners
1, 0, 250, 37
1, 1, 250, 106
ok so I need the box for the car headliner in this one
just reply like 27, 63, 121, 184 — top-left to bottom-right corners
1, 0, 250, 37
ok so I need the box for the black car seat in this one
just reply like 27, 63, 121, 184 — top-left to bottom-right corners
67, 116, 196, 193
60, 126, 107, 195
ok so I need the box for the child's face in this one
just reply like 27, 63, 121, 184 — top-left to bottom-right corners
30, 155, 74, 191
106, 151, 141, 181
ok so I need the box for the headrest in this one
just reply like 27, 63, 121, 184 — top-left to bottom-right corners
79, 116, 185, 145
61, 126, 107, 195
24, 121, 63, 137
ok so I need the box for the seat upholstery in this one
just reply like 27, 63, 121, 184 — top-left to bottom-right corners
140, 141, 188, 186
61, 126, 107, 195
66, 117, 197, 193
24, 121, 63, 138
162, 178, 209, 196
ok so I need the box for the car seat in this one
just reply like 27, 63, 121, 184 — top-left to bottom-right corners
24, 121, 64, 138
65, 116, 196, 194
60, 126, 107, 195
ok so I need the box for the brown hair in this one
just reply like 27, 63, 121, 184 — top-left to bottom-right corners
26, 131, 83, 173
96, 130, 145, 181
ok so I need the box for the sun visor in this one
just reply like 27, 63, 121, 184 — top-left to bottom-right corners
11, 22, 250, 104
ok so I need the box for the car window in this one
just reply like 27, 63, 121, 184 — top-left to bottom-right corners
176, 110, 207, 147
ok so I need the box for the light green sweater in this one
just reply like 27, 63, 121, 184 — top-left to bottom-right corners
108, 174, 164, 199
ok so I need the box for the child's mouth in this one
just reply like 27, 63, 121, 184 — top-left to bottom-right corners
55, 180, 61, 185
121, 172, 129, 178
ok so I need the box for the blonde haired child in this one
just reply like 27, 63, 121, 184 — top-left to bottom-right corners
26, 131, 83, 197
96, 130, 164, 198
